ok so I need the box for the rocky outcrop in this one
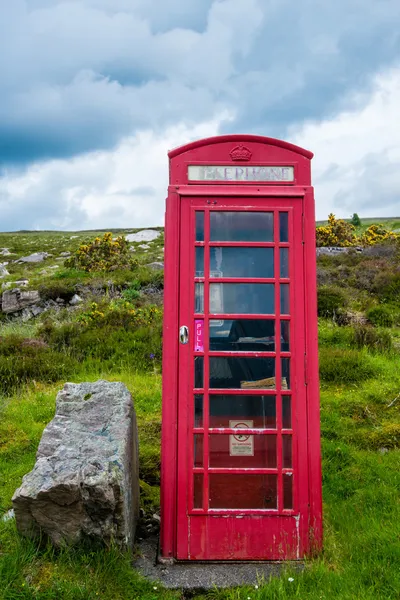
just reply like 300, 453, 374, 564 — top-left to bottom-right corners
0, 263, 9, 277
316, 246, 363, 256
16, 252, 50, 264
1, 289, 41, 314
12, 380, 139, 549
126, 230, 160, 243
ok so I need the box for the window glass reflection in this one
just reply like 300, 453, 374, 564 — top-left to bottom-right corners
283, 473, 293, 509
210, 319, 275, 351
196, 212, 204, 241
195, 394, 203, 428
194, 357, 204, 389
210, 247, 274, 278
281, 321, 290, 351
283, 435, 292, 468
193, 473, 203, 509
195, 247, 204, 277
280, 247, 289, 278
209, 395, 276, 429
209, 473, 277, 509
210, 283, 274, 314
195, 283, 204, 313
282, 396, 291, 429
279, 212, 288, 242
280, 283, 290, 315
210, 212, 274, 241
194, 434, 203, 467
209, 433, 276, 468
282, 358, 290, 389
210, 357, 276, 389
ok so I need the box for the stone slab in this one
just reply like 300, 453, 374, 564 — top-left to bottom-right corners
134, 536, 303, 590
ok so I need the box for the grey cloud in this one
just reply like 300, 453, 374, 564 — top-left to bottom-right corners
1, 0, 399, 168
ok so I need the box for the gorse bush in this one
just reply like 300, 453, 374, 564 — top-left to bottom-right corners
316, 213, 399, 248
65, 232, 138, 272
317, 286, 347, 318
366, 306, 394, 327
319, 348, 378, 383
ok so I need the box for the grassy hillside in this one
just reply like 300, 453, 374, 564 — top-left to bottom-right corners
0, 225, 399, 600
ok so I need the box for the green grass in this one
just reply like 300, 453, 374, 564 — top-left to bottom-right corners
0, 227, 400, 598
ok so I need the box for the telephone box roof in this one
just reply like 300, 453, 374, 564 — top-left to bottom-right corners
168, 134, 313, 160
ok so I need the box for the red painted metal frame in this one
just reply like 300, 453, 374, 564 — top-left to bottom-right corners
161, 134, 322, 561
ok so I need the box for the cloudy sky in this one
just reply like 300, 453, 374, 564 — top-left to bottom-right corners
1, 0, 400, 231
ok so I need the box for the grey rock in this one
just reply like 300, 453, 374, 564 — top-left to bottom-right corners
0, 248, 12, 256
12, 381, 139, 549
2, 282, 12, 290
31, 305, 44, 317
147, 262, 164, 271
138, 244, 150, 250
55, 297, 65, 304
2, 509, 15, 522
70, 235, 79, 239
316, 246, 363, 256
2, 289, 41, 314
0, 263, 9, 277
21, 308, 33, 322
126, 230, 160, 243
15, 279, 29, 288
60, 252, 71, 257
378, 447, 389, 455
16, 252, 50, 264
69, 294, 83, 306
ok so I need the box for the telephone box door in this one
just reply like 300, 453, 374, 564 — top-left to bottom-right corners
176, 196, 308, 560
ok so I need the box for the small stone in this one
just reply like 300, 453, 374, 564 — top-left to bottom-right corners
55, 297, 65, 304
69, 294, 83, 306
147, 262, 164, 271
59, 252, 71, 257
138, 244, 150, 250
378, 447, 389, 455
15, 279, 29, 288
0, 248, 12, 256
2, 509, 15, 522
0, 263, 10, 277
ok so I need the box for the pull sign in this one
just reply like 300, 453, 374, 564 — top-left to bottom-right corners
179, 326, 189, 344
194, 319, 204, 352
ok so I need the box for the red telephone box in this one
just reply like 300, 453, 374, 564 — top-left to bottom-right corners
161, 135, 322, 561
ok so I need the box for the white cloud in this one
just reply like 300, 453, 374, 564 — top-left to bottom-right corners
0, 112, 232, 231
291, 66, 400, 220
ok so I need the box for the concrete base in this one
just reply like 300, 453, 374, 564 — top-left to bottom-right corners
133, 536, 304, 590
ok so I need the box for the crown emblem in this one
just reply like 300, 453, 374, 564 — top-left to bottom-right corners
229, 144, 252, 161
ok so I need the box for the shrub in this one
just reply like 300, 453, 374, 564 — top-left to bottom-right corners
360, 224, 399, 247
0, 335, 77, 395
65, 232, 138, 272
351, 325, 392, 353
319, 348, 378, 383
366, 306, 394, 327
316, 213, 357, 247
350, 213, 361, 227
317, 286, 347, 318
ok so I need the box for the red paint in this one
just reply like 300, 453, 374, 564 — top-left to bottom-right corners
161, 135, 322, 561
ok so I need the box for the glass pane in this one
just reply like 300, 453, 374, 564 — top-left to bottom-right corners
283, 473, 293, 509
210, 357, 276, 389
280, 248, 289, 278
210, 283, 274, 314
282, 358, 290, 389
210, 247, 274, 278
283, 435, 292, 468
210, 319, 275, 351
210, 212, 273, 241
194, 357, 204, 388
279, 212, 288, 242
281, 321, 290, 351
194, 434, 203, 467
282, 396, 291, 429
195, 282, 204, 313
209, 433, 276, 468
196, 212, 204, 241
209, 474, 277, 509
195, 247, 204, 277
194, 473, 203, 509
195, 394, 203, 428
280, 283, 290, 315
209, 395, 276, 429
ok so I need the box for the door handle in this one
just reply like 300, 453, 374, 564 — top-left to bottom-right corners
179, 326, 189, 344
